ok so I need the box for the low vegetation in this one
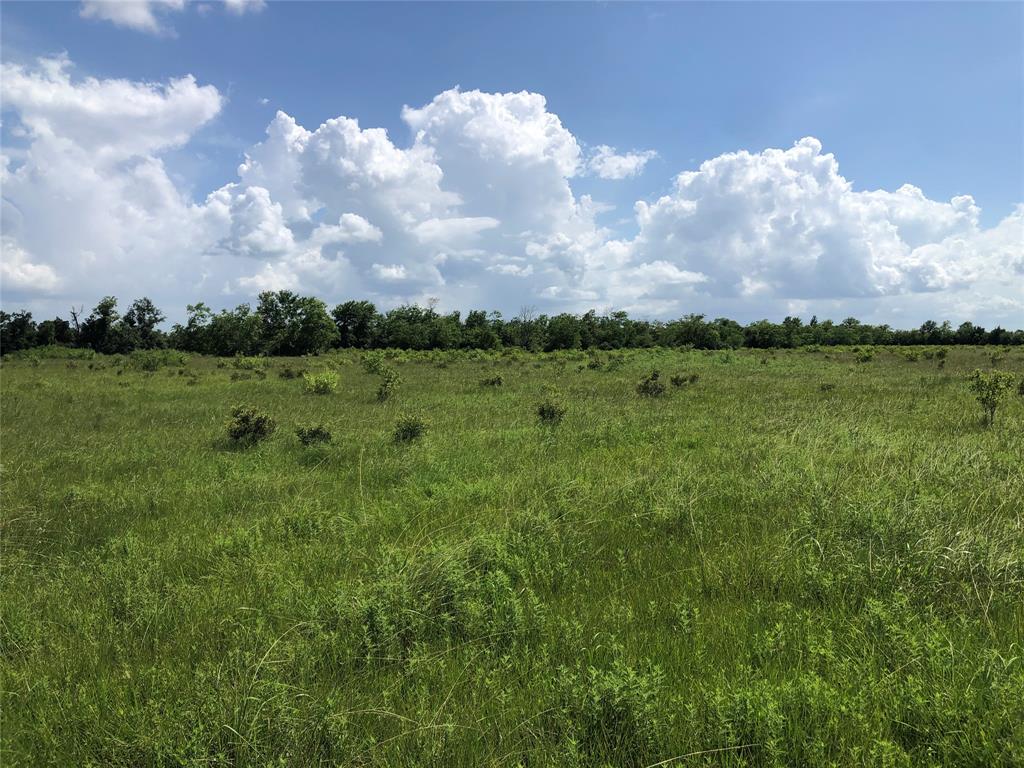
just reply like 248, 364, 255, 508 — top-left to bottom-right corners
1, 345, 1021, 765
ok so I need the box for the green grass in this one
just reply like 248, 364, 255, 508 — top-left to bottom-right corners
1, 346, 1022, 766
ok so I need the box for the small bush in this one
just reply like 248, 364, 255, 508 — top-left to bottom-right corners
902, 350, 922, 363
480, 374, 504, 387
968, 369, 1015, 426
232, 355, 267, 371
855, 349, 874, 363
536, 398, 566, 426
296, 424, 332, 446
670, 372, 699, 387
376, 367, 401, 402
303, 371, 339, 395
361, 351, 388, 376
278, 365, 308, 380
225, 405, 276, 444
393, 414, 427, 442
1018, 378, 1024, 397
636, 370, 666, 397
819, 382, 836, 393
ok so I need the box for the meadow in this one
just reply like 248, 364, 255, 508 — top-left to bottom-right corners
1, 345, 1022, 766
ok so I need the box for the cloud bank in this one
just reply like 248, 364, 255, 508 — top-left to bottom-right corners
1, 56, 1020, 326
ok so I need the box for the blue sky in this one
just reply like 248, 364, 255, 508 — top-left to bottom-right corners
1, 1, 1022, 326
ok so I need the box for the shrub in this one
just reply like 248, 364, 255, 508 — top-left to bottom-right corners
361, 351, 388, 376
393, 414, 427, 442
225, 405, 276, 444
636, 370, 666, 397
278, 365, 307, 380
670, 372, 699, 387
819, 382, 836, 393
968, 369, 1016, 426
376, 367, 401, 402
231, 355, 267, 371
296, 424, 332, 446
902, 350, 922, 363
480, 374, 504, 387
536, 398, 567, 425
855, 349, 874, 363
303, 371, 338, 395
1018, 378, 1024, 397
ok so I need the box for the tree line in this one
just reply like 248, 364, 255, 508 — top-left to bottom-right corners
2, 291, 1022, 356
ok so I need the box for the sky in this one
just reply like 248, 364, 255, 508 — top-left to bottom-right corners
1, 0, 1022, 328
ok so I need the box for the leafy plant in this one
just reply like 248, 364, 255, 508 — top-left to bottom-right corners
225, 404, 276, 444
670, 372, 699, 387
296, 424, 332, 446
636, 370, 666, 397
376, 367, 401, 402
536, 397, 567, 425
303, 371, 338, 395
393, 414, 427, 442
968, 369, 1016, 426
855, 349, 875, 363
278, 365, 307, 380
480, 374, 504, 387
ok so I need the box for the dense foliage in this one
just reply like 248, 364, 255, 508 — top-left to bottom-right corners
3, 293, 1023, 356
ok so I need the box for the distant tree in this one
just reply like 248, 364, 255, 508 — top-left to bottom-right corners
123, 297, 166, 349
0, 311, 38, 353
79, 297, 134, 354
545, 314, 582, 351
332, 300, 379, 348
257, 291, 338, 356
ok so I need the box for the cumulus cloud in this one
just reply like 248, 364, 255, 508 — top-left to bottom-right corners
0, 239, 60, 292
624, 137, 1021, 312
0, 55, 1020, 327
586, 145, 657, 179
80, 0, 262, 35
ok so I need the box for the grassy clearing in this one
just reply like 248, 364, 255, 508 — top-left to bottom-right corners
1, 346, 1022, 766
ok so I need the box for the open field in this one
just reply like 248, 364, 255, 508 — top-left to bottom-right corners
1, 345, 1022, 766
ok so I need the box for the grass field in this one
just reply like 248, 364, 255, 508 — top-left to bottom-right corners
1, 345, 1022, 766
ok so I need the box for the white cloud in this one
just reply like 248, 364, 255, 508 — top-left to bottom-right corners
80, 0, 184, 34
0, 239, 60, 292
0, 56, 1020, 328
80, 0, 262, 35
624, 137, 1022, 312
586, 145, 657, 179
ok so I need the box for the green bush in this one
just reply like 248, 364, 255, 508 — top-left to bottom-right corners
968, 369, 1015, 426
303, 371, 338, 395
376, 367, 401, 402
295, 424, 332, 446
480, 374, 504, 387
393, 414, 427, 442
636, 370, 666, 397
536, 398, 566, 425
231, 355, 267, 371
278, 365, 307, 380
225, 405, 276, 444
